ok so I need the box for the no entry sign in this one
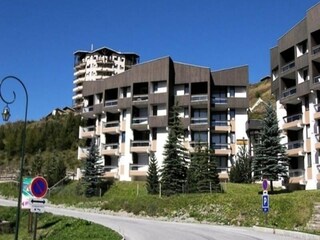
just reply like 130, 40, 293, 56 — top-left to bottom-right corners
30, 176, 48, 198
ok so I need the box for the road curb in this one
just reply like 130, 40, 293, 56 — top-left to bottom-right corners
252, 226, 320, 240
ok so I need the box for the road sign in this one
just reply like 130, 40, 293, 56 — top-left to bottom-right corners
30, 176, 48, 198
262, 179, 268, 191
262, 193, 269, 213
30, 198, 47, 213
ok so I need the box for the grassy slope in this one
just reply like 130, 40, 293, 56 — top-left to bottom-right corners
2, 181, 319, 235
0, 206, 121, 240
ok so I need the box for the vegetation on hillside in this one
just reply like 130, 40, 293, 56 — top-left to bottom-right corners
0, 206, 121, 240
0, 113, 83, 178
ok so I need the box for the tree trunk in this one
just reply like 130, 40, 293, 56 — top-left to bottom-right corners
270, 180, 274, 193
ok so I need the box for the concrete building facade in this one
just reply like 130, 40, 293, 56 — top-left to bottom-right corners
77, 56, 249, 181
271, 3, 320, 190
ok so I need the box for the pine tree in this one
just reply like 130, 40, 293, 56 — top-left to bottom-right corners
252, 103, 289, 192
83, 138, 103, 197
187, 144, 221, 193
160, 103, 189, 196
230, 143, 252, 183
146, 152, 159, 194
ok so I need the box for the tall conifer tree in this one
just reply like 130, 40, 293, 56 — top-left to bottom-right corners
146, 152, 159, 194
252, 103, 289, 192
160, 103, 189, 196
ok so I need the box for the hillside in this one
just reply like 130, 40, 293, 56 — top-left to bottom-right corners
248, 77, 275, 120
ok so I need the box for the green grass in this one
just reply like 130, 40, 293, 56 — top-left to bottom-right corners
0, 206, 122, 240
1, 181, 320, 235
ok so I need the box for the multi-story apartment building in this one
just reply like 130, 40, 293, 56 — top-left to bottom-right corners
72, 47, 139, 112
77, 56, 249, 181
271, 3, 320, 190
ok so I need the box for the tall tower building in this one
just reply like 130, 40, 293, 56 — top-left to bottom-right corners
72, 47, 139, 112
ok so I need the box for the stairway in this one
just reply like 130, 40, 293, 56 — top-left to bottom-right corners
307, 203, 320, 231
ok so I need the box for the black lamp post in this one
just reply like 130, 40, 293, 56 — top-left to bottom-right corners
0, 76, 28, 240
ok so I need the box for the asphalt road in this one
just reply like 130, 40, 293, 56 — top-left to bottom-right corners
1, 198, 319, 240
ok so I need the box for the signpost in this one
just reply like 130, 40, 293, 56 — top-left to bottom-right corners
261, 179, 269, 224
29, 176, 48, 240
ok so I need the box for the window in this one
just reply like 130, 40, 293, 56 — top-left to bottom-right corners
306, 124, 310, 139
153, 82, 158, 93
153, 105, 158, 116
185, 84, 189, 94
229, 87, 235, 97
122, 109, 127, 120
152, 128, 157, 140
121, 132, 126, 143
305, 96, 309, 111
230, 109, 235, 119
307, 153, 312, 168
192, 131, 208, 143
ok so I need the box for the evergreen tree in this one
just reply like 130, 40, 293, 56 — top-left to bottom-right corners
230, 142, 252, 183
83, 138, 103, 197
146, 152, 159, 194
160, 103, 189, 196
45, 152, 66, 187
187, 144, 221, 193
252, 103, 289, 192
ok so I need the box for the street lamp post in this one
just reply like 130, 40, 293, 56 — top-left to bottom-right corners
0, 76, 28, 240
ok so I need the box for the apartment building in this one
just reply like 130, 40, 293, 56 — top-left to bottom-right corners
77, 56, 249, 181
271, 3, 320, 190
72, 47, 139, 112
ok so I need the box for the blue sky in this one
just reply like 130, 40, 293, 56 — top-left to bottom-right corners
0, 0, 319, 121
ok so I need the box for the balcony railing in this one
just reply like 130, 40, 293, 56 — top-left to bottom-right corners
312, 45, 320, 55
190, 141, 208, 148
283, 113, 302, 123
211, 143, 229, 149
289, 169, 305, 178
314, 75, 320, 84
130, 164, 148, 171
191, 94, 208, 102
132, 117, 148, 124
217, 167, 229, 173
102, 143, 119, 150
103, 121, 120, 128
82, 105, 94, 113
191, 117, 207, 124
131, 140, 149, 147
211, 97, 227, 104
82, 125, 95, 132
104, 99, 118, 107
286, 140, 304, 150
281, 60, 295, 72
103, 165, 118, 172
282, 87, 296, 98
211, 120, 228, 126
133, 94, 148, 102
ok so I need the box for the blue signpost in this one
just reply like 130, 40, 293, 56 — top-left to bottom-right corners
30, 176, 48, 198
262, 194, 269, 213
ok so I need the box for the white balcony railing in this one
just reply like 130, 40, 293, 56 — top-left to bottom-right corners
191, 94, 208, 102
281, 61, 295, 72
133, 94, 148, 102
102, 143, 119, 150
211, 97, 227, 104
211, 120, 229, 126
104, 99, 118, 107
131, 140, 149, 147
289, 169, 305, 178
312, 45, 320, 55
283, 113, 302, 123
282, 87, 296, 98
191, 117, 207, 124
132, 117, 148, 124
286, 140, 304, 150
103, 121, 120, 128
82, 105, 94, 113
314, 75, 320, 84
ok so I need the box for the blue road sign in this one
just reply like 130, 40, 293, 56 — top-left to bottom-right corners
262, 194, 269, 213
262, 179, 268, 190
30, 176, 48, 198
